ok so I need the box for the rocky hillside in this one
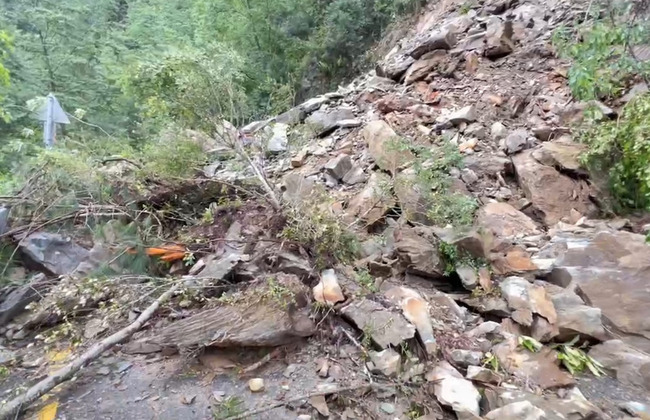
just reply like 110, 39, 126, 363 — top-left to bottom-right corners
1, 0, 650, 419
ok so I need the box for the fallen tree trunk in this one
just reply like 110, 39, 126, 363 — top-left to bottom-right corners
0, 283, 180, 420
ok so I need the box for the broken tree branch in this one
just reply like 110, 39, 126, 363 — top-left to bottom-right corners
0, 283, 180, 420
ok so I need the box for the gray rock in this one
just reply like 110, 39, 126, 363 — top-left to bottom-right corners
460, 168, 479, 185
267, 123, 289, 152
282, 173, 315, 205
241, 119, 272, 134
376, 54, 416, 80
345, 172, 395, 225
395, 227, 445, 278
620, 401, 650, 417
589, 340, 650, 390
485, 401, 545, 420
367, 348, 401, 377
491, 122, 508, 140
0, 206, 9, 235
337, 119, 362, 128
306, 108, 355, 136
323, 155, 353, 181
512, 150, 597, 225
323, 173, 338, 187
548, 230, 650, 351
0, 273, 49, 326
276, 251, 313, 279
379, 402, 395, 414
150, 274, 315, 348
426, 361, 481, 416
505, 129, 529, 154
276, 107, 304, 125
20, 232, 89, 276
0, 345, 16, 364
341, 299, 416, 348
457, 265, 479, 290
544, 284, 606, 341
362, 120, 414, 174
409, 28, 458, 58
495, 387, 602, 419
465, 123, 487, 139
298, 96, 328, 114
342, 165, 367, 185
450, 349, 483, 367
499, 277, 557, 328
447, 106, 477, 125
466, 365, 503, 384
403, 50, 448, 84
467, 321, 502, 338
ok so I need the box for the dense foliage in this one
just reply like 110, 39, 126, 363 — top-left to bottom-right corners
553, 2, 650, 101
579, 94, 650, 210
554, 2, 650, 212
0, 0, 423, 194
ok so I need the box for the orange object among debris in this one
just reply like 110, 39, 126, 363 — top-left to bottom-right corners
127, 244, 187, 262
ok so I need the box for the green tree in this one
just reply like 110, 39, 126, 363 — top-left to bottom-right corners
0, 29, 11, 122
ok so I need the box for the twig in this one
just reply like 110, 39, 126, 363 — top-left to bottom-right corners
100, 157, 143, 169
340, 327, 369, 358
240, 348, 281, 374
223, 383, 392, 420
0, 283, 180, 420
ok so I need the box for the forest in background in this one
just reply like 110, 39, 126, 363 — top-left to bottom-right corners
0, 0, 423, 189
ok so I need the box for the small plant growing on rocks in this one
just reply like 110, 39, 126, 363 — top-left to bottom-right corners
355, 268, 378, 292
482, 352, 501, 372
281, 188, 359, 268
213, 396, 244, 419
438, 241, 487, 276
389, 137, 478, 227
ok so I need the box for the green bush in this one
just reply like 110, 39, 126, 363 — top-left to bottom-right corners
391, 138, 478, 227
281, 188, 359, 268
552, 5, 650, 100
140, 132, 207, 179
579, 94, 650, 210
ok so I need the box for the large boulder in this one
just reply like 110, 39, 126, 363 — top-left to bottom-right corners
543, 282, 607, 342
499, 277, 557, 328
394, 227, 445, 278
548, 230, 650, 352
305, 108, 355, 136
20, 232, 89, 276
341, 299, 416, 348
361, 120, 414, 175
0, 273, 49, 326
345, 172, 395, 226
376, 54, 416, 81
531, 141, 587, 176
493, 336, 575, 390
425, 361, 481, 417
147, 274, 315, 348
512, 149, 597, 225
490, 387, 603, 419
476, 202, 540, 238
589, 340, 650, 390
